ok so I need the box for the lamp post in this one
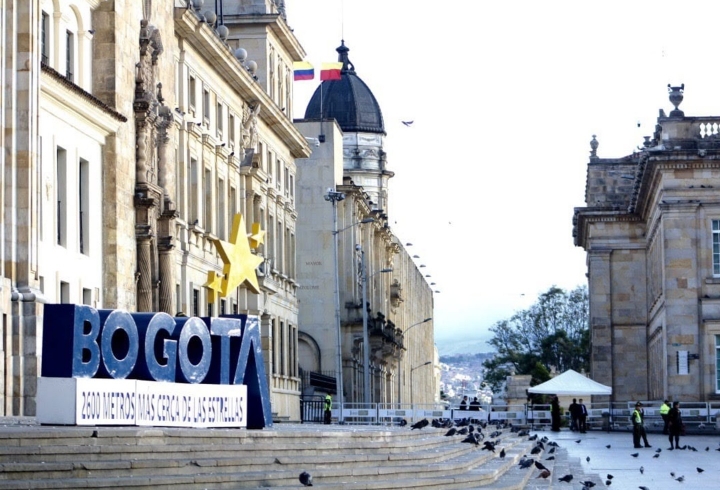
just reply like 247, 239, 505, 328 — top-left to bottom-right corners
359, 247, 392, 405
398, 317, 432, 405
324, 188, 374, 422
410, 361, 432, 408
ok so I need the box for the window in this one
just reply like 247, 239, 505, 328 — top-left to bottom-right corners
41, 12, 49, 65
188, 75, 196, 113
203, 88, 210, 125
192, 288, 199, 317
216, 102, 223, 138
204, 168, 212, 232
56, 147, 67, 246
65, 30, 74, 82
228, 113, 235, 148
79, 158, 89, 254
190, 158, 198, 224
220, 299, 226, 315
218, 178, 226, 239
60, 281, 70, 303
714, 220, 720, 275
83, 288, 92, 306
230, 186, 237, 220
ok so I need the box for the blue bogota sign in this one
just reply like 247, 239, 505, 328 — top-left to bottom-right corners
38, 304, 272, 429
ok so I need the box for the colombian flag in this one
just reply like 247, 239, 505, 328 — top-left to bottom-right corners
293, 61, 314, 81
320, 62, 343, 81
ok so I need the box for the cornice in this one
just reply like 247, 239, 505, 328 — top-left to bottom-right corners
223, 13, 306, 60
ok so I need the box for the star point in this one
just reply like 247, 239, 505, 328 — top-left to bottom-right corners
213, 214, 263, 296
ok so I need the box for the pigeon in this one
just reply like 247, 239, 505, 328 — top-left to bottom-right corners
607, 474, 614, 480
401, 121, 414, 127
548, 446, 556, 454
534, 461, 548, 471
675, 476, 684, 482
697, 467, 704, 473
639, 487, 650, 490
670, 472, 675, 478
631, 452, 639, 457
559, 474, 573, 483
444, 428, 457, 437
580, 482, 596, 488
545, 456, 555, 460
586, 456, 590, 462
529, 434, 538, 441
398, 419, 407, 427
457, 427, 469, 435
706, 447, 710, 451
530, 445, 542, 455
411, 419, 429, 430
655, 448, 662, 453
640, 466, 644, 474
605, 480, 612, 486
575, 439, 582, 443
537, 469, 551, 479
299, 471, 313, 486
518, 458, 534, 469
653, 453, 659, 458
499, 448, 506, 458
606, 444, 611, 449
461, 434, 479, 445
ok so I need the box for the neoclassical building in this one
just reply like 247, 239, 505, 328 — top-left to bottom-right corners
574, 85, 720, 403
1, 0, 310, 420
295, 43, 436, 407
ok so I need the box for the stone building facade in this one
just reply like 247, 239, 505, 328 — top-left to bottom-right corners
295, 44, 436, 407
574, 85, 720, 403
1, 0, 310, 420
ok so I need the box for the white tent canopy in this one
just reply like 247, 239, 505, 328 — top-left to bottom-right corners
527, 369, 612, 396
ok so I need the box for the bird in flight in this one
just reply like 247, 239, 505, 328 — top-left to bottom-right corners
402, 120, 414, 127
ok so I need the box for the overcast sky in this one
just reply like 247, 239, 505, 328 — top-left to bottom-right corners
285, 0, 720, 347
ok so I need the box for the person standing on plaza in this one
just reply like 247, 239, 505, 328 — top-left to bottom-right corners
550, 395, 561, 432
667, 401, 683, 450
459, 395, 468, 410
632, 401, 651, 448
569, 398, 579, 431
324, 393, 332, 425
660, 399, 671, 434
578, 398, 588, 433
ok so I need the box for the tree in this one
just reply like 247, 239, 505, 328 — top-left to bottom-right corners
482, 285, 589, 393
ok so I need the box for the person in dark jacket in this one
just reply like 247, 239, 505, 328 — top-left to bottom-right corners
667, 401, 682, 450
569, 398, 579, 431
550, 395, 561, 432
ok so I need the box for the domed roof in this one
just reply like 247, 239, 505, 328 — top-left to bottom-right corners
304, 42, 385, 135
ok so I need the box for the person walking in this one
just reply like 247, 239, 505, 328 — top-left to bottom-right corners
667, 401, 683, 450
578, 398, 588, 433
632, 401, 651, 448
569, 398, 579, 431
660, 399, 671, 434
550, 395, 561, 432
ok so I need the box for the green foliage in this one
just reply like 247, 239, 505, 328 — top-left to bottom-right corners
482, 285, 589, 393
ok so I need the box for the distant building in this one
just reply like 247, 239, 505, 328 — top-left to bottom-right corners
295, 42, 435, 406
574, 85, 720, 403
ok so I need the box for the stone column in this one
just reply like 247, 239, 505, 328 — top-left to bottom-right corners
137, 236, 153, 312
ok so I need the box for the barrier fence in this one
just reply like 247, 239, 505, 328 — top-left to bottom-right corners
300, 398, 720, 430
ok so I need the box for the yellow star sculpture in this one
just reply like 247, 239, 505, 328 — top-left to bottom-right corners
249, 222, 265, 249
213, 213, 263, 295
204, 270, 224, 304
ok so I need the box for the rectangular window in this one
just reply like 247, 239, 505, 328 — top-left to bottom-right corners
216, 102, 223, 138
204, 168, 212, 232
230, 186, 237, 220
220, 299, 226, 315
228, 113, 235, 148
79, 158, 89, 254
218, 178, 226, 239
207, 301, 213, 318
65, 30, 74, 82
190, 158, 198, 224
56, 147, 67, 246
203, 88, 210, 125
82, 288, 92, 306
188, 75, 196, 113
60, 281, 70, 303
41, 12, 49, 65
713, 220, 720, 276
192, 289, 199, 317
716, 335, 720, 392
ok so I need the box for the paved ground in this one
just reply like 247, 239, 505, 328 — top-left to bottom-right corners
531, 427, 720, 489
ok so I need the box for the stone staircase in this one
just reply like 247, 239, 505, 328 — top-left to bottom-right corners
0, 422, 566, 489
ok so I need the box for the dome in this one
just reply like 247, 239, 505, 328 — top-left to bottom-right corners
304, 42, 385, 135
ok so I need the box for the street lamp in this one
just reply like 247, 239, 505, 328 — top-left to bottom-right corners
324, 188, 374, 422
359, 246, 392, 405
410, 361, 432, 408
398, 317, 432, 405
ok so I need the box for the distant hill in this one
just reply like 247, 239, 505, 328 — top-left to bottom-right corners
435, 336, 494, 357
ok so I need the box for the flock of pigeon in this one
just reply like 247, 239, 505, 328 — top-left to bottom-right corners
296, 420, 713, 488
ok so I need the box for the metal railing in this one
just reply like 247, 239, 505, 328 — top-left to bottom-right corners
299, 400, 720, 430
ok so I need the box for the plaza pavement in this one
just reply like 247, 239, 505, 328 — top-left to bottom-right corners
531, 427, 720, 490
